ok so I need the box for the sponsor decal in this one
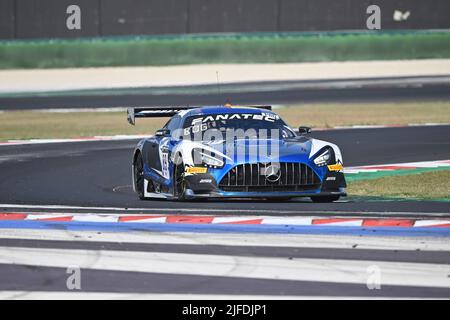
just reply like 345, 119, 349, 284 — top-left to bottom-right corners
184, 113, 280, 136
327, 163, 344, 172
192, 113, 279, 124
186, 167, 208, 174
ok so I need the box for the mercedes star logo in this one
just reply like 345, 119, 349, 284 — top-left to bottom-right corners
263, 164, 281, 183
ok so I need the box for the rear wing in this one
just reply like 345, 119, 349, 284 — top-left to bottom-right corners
127, 105, 272, 125
127, 106, 192, 125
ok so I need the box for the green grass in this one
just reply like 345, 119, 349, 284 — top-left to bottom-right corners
1, 100, 449, 141
347, 171, 450, 200
0, 111, 166, 140
1, 31, 450, 69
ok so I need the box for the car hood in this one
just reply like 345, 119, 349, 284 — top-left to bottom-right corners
202, 137, 313, 164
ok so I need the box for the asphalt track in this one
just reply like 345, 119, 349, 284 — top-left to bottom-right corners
0, 231, 449, 298
1, 76, 450, 110
2, 76, 450, 300
1, 125, 449, 215
0, 260, 448, 298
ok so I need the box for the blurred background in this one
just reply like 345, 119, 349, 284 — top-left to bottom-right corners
1, 0, 450, 67
0, 0, 449, 141
2, 0, 450, 39
1, 2, 450, 300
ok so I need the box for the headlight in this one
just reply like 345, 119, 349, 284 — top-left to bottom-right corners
313, 148, 333, 167
192, 148, 225, 168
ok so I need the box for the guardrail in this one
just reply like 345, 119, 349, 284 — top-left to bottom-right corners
1, 0, 449, 40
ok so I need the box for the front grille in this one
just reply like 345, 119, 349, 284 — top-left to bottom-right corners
219, 162, 321, 192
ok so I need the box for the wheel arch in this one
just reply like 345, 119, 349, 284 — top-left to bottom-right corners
172, 150, 184, 167
133, 149, 142, 164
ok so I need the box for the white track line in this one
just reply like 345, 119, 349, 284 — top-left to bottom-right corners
346, 159, 450, 173
0, 135, 148, 146
0, 229, 449, 251
0, 247, 449, 288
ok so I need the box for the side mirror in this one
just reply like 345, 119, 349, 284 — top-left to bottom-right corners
155, 128, 171, 137
298, 126, 312, 135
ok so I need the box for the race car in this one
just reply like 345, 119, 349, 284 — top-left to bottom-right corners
128, 105, 346, 202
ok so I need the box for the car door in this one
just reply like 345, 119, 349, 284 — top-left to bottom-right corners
145, 115, 181, 180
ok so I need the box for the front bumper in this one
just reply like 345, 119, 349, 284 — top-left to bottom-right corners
184, 189, 346, 199
183, 171, 346, 199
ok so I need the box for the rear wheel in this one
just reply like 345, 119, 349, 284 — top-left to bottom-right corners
134, 153, 146, 200
311, 195, 340, 203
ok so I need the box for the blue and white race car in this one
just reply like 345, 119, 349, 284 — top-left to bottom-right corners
128, 105, 346, 202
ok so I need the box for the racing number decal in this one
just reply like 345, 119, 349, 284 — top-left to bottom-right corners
162, 152, 170, 179
159, 138, 171, 180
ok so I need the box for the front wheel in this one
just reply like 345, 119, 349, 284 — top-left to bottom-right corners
173, 160, 187, 201
311, 195, 340, 203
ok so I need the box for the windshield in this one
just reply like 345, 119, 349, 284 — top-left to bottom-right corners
182, 113, 296, 141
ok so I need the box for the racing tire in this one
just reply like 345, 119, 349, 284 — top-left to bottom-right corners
173, 159, 187, 201
310, 195, 340, 203
134, 153, 146, 200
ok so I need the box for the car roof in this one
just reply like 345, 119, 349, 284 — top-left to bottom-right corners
180, 106, 275, 118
